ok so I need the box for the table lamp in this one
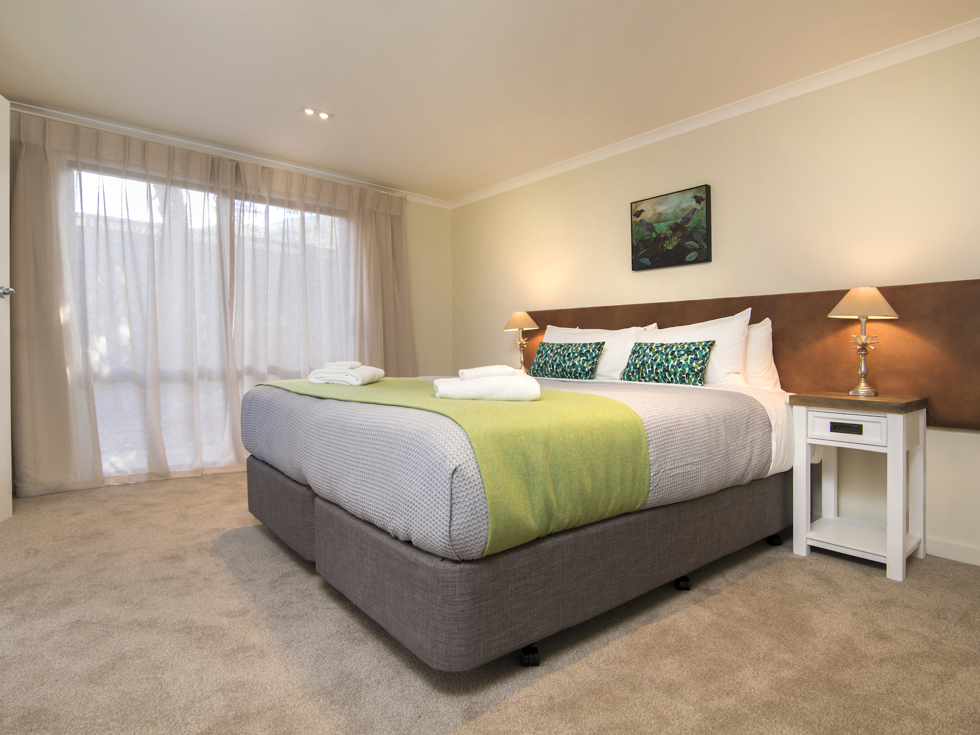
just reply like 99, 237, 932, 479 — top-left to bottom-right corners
503, 311, 539, 372
827, 286, 898, 397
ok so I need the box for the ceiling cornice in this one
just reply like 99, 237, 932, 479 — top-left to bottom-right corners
8, 101, 452, 209
448, 16, 980, 209
11, 16, 980, 213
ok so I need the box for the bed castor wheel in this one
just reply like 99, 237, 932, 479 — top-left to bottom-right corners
766, 534, 783, 547
674, 576, 691, 591
520, 645, 540, 667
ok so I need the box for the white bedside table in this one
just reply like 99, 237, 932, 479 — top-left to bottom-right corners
790, 392, 927, 582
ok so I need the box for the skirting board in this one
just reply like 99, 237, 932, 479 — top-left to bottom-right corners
925, 538, 980, 567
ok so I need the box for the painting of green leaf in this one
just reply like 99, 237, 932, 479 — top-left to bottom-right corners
631, 184, 711, 271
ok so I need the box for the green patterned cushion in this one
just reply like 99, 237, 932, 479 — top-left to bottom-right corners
621, 341, 716, 385
529, 342, 606, 380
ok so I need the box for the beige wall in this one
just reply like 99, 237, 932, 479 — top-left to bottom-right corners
448, 39, 980, 565
404, 200, 453, 376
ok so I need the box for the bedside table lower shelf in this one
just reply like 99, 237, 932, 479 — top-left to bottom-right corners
807, 517, 922, 564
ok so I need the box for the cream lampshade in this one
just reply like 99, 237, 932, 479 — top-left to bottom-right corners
828, 287, 898, 397
503, 311, 539, 372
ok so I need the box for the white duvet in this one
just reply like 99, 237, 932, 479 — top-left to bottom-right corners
542, 378, 794, 476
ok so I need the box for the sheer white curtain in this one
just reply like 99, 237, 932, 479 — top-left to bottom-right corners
10, 112, 416, 497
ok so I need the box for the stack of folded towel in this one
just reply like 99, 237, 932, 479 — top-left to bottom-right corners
308, 361, 385, 386
434, 365, 540, 401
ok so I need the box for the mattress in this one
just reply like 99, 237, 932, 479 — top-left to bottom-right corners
241, 379, 788, 561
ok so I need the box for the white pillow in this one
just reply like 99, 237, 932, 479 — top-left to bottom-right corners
634, 308, 752, 386
542, 325, 649, 380
544, 324, 657, 336
744, 318, 782, 392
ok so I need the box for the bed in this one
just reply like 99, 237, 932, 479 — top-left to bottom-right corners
241, 281, 979, 672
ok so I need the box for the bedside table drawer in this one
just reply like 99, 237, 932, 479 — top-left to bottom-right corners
807, 411, 887, 447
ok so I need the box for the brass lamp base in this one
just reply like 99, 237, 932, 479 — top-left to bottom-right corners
515, 329, 529, 373
848, 319, 878, 397
849, 380, 877, 397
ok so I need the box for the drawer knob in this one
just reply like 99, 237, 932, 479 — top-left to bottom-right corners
830, 421, 864, 436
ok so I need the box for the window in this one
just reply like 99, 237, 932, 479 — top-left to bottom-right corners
70, 167, 349, 477
10, 111, 414, 495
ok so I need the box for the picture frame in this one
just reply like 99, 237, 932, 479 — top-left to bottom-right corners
630, 184, 711, 271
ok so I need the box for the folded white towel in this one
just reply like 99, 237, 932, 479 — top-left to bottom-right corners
308, 365, 384, 386
322, 361, 361, 371
434, 372, 540, 401
458, 365, 520, 380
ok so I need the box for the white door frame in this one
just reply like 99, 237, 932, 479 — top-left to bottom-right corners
1, 93, 12, 522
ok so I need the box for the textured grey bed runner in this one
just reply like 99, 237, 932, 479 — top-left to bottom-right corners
241, 380, 772, 560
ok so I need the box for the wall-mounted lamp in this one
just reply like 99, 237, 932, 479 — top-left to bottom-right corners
828, 286, 898, 396
503, 311, 539, 373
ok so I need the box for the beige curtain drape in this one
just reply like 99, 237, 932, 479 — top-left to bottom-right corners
10, 112, 416, 497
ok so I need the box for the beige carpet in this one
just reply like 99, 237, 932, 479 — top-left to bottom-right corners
1, 474, 977, 734
459, 551, 980, 735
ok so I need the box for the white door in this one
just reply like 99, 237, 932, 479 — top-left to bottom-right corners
0, 94, 11, 522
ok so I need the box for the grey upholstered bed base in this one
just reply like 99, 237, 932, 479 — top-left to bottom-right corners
246, 455, 792, 671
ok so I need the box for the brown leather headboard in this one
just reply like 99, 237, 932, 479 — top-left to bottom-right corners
526, 279, 980, 431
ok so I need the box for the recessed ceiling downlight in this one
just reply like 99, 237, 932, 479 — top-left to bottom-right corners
299, 106, 333, 121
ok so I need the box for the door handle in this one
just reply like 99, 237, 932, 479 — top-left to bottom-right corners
0, 287, 13, 298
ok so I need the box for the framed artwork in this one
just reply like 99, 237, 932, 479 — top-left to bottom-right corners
631, 184, 711, 271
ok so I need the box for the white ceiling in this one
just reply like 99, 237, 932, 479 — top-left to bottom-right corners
2, 1, 979, 204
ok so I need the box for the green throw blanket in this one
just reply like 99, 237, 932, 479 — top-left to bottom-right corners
263, 378, 651, 556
